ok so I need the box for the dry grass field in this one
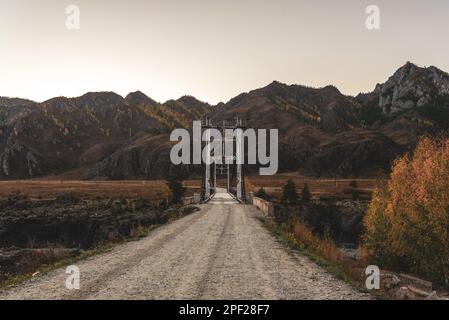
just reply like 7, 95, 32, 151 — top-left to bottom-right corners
246, 174, 381, 200
0, 180, 171, 201
0, 173, 381, 201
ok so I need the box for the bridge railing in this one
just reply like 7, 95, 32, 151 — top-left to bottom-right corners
181, 197, 195, 205
182, 193, 202, 205
248, 193, 275, 219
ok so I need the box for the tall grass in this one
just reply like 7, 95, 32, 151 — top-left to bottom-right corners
266, 218, 368, 287
293, 221, 344, 264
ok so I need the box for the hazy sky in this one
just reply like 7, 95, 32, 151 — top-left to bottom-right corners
1, 0, 448, 104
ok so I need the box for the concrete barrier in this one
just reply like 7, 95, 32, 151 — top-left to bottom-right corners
181, 193, 203, 205
193, 193, 201, 203
251, 196, 275, 218
182, 197, 195, 205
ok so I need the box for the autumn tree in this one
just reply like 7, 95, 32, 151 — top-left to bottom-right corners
363, 137, 449, 283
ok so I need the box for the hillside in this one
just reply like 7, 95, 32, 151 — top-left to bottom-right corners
0, 92, 209, 179
0, 62, 448, 179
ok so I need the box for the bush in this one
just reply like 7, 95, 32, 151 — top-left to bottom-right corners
291, 219, 364, 283
349, 180, 359, 200
166, 176, 186, 204
363, 137, 449, 284
255, 188, 269, 201
293, 221, 342, 262
301, 183, 311, 203
282, 179, 298, 204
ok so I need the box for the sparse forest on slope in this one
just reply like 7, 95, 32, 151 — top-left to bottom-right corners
0, 62, 448, 180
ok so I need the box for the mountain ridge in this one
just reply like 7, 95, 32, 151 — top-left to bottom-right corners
1, 62, 448, 179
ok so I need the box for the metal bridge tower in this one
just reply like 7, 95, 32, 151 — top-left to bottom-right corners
200, 117, 246, 203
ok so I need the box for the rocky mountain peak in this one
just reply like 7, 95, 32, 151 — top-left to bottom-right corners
263, 80, 291, 93
125, 91, 157, 106
174, 95, 207, 107
320, 85, 342, 96
372, 62, 449, 114
79, 92, 124, 106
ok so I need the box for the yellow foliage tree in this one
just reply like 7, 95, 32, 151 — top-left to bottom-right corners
363, 137, 449, 283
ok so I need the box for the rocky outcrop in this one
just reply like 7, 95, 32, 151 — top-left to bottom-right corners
357, 62, 449, 138
0, 197, 163, 249
372, 62, 449, 114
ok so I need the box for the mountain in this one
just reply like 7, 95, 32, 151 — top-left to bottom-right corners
87, 95, 210, 180
0, 62, 448, 180
212, 81, 361, 133
210, 63, 449, 176
358, 62, 449, 116
0, 92, 209, 179
210, 81, 401, 176
0, 97, 35, 108
0, 97, 35, 125
125, 91, 158, 107
357, 62, 449, 145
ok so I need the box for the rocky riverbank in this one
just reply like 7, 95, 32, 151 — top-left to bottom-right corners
0, 194, 198, 283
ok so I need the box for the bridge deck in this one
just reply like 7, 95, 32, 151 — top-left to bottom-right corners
209, 188, 238, 205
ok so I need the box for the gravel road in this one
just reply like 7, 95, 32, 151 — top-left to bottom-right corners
0, 190, 370, 300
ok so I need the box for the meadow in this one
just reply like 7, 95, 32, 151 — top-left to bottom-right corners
0, 180, 170, 200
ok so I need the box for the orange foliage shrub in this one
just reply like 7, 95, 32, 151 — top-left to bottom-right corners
363, 137, 449, 284
293, 222, 342, 262
292, 220, 365, 282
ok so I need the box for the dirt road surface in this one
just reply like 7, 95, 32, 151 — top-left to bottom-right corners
0, 189, 370, 300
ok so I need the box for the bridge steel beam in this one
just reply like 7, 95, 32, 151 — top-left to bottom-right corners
200, 117, 247, 203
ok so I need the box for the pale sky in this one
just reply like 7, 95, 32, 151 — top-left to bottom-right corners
1, 0, 448, 104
